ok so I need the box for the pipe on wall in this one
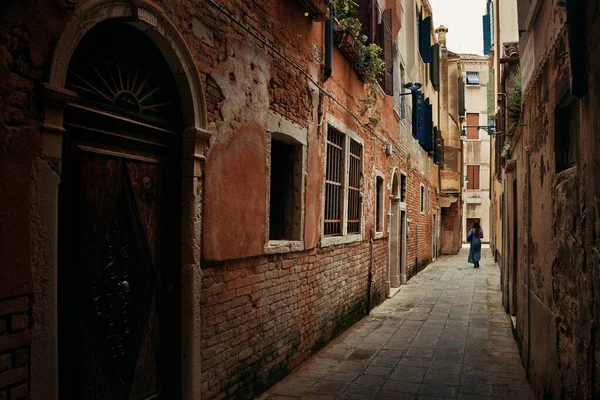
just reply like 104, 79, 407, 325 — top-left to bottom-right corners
525, 146, 531, 377
324, 4, 333, 82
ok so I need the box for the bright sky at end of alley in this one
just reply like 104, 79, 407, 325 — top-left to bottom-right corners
428, 0, 487, 55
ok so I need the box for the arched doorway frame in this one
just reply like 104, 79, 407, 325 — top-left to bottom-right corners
34, 1, 210, 399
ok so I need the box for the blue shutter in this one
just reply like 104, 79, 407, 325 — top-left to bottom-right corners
414, 92, 425, 140
482, 14, 491, 55
430, 44, 440, 91
419, 17, 432, 63
419, 99, 433, 152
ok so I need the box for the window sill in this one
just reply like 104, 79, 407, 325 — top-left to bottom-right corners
375, 231, 384, 239
321, 234, 363, 248
265, 240, 305, 254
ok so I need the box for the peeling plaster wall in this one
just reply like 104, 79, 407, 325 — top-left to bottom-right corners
504, 1, 600, 398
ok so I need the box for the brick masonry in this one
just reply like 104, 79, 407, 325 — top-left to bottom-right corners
0, 297, 30, 399
200, 240, 389, 398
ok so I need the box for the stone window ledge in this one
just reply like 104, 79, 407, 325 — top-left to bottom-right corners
321, 234, 363, 248
375, 232, 384, 239
265, 240, 305, 254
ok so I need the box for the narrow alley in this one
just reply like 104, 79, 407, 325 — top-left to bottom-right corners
261, 248, 532, 399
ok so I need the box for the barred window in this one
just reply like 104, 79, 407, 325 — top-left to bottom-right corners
324, 128, 345, 236
347, 140, 363, 234
324, 127, 363, 237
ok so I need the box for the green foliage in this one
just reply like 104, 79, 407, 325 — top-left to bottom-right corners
501, 141, 511, 159
356, 43, 385, 83
506, 66, 521, 119
334, 0, 366, 43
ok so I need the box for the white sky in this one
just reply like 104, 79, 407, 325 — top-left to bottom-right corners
428, 0, 487, 55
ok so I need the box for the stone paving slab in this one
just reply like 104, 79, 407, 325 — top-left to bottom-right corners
258, 248, 533, 400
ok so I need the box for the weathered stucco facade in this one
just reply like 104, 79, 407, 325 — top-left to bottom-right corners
461, 55, 491, 243
0, 0, 453, 398
438, 26, 463, 256
494, 0, 600, 397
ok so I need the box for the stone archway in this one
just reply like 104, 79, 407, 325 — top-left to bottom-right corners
33, 1, 210, 399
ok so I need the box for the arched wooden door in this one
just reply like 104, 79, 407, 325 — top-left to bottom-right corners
58, 21, 183, 399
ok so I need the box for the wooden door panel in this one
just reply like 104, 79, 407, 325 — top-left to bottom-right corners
74, 146, 161, 399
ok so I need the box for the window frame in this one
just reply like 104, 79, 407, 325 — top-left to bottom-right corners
466, 71, 481, 86
322, 117, 365, 247
265, 112, 308, 254
466, 164, 481, 190
420, 184, 425, 215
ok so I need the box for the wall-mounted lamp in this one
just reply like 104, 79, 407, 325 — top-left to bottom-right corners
398, 82, 422, 96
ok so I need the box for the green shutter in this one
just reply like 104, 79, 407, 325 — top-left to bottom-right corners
430, 44, 440, 91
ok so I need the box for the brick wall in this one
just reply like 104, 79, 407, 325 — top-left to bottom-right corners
200, 240, 388, 398
0, 297, 30, 400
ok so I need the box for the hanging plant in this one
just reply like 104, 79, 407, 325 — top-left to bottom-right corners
356, 43, 385, 127
501, 141, 511, 159
506, 65, 522, 118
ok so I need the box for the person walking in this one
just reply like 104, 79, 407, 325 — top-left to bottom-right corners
467, 222, 483, 268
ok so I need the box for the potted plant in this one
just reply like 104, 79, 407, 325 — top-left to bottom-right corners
333, 0, 364, 61
297, 0, 330, 21
354, 43, 385, 83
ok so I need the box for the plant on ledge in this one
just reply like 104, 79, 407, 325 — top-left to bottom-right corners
333, 0, 365, 61
356, 43, 386, 128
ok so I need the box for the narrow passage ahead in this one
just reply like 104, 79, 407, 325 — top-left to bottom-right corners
260, 248, 533, 399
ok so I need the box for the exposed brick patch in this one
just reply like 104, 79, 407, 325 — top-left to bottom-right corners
0, 299, 27, 317
0, 296, 30, 396
9, 315, 26, 332
9, 384, 27, 400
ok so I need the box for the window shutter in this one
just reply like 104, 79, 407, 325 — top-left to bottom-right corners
381, 9, 393, 95
414, 92, 425, 140
430, 44, 440, 91
482, 14, 491, 55
475, 165, 480, 189
419, 98, 432, 152
458, 76, 465, 117
426, 101, 433, 152
419, 16, 432, 63
357, 0, 374, 42
467, 166, 473, 190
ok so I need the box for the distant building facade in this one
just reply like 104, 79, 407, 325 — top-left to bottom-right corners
460, 55, 491, 243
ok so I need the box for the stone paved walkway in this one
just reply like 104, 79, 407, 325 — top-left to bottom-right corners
259, 247, 533, 399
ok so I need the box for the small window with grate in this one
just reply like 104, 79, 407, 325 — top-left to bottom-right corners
347, 140, 363, 234
420, 184, 425, 214
324, 128, 345, 236
466, 71, 480, 85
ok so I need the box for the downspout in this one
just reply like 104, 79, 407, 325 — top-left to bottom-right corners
324, 3, 333, 82
367, 228, 374, 315
525, 146, 532, 378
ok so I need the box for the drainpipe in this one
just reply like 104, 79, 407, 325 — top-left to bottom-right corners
525, 146, 532, 378
415, 225, 419, 275
367, 228, 374, 315
324, 3, 333, 82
